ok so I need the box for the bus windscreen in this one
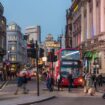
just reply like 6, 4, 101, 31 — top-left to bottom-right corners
61, 67, 80, 78
61, 50, 80, 60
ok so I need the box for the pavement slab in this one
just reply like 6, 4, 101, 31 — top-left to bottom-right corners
0, 93, 56, 105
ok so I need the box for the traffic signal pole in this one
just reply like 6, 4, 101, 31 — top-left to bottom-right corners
36, 41, 39, 96
51, 52, 54, 76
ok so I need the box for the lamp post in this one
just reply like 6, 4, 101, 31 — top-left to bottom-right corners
35, 41, 39, 96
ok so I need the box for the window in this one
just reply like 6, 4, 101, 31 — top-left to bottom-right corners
8, 25, 15, 30
96, 0, 99, 7
8, 44, 17, 52
11, 55, 16, 61
9, 26, 12, 30
61, 50, 80, 60
11, 46, 16, 51
11, 25, 15, 30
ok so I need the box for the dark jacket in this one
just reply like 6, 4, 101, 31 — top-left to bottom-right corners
23, 76, 28, 84
67, 74, 73, 83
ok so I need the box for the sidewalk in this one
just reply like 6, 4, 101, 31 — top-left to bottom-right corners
0, 81, 7, 89
0, 80, 56, 105
0, 90, 56, 105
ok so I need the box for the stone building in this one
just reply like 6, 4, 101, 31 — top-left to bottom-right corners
6, 22, 27, 71
0, 2, 6, 63
66, 0, 105, 74
25, 26, 41, 44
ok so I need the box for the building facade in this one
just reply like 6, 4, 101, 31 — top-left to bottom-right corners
25, 26, 41, 44
65, 9, 72, 48
0, 2, 6, 63
6, 22, 27, 71
66, 0, 105, 74
25, 26, 41, 66
44, 34, 60, 53
44, 34, 60, 66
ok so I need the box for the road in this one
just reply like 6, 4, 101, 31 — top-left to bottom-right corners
31, 97, 105, 105
0, 78, 105, 105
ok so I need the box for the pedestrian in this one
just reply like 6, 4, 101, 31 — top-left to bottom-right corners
85, 72, 95, 96
85, 73, 92, 88
14, 73, 24, 95
22, 73, 29, 94
98, 74, 103, 87
84, 72, 92, 93
46, 71, 53, 91
14, 72, 29, 95
67, 72, 73, 92
57, 73, 63, 91
91, 73, 97, 91
0, 70, 3, 81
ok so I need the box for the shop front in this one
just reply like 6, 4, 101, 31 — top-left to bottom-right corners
83, 51, 100, 74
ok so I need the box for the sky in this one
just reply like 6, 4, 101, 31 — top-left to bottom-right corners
1, 0, 71, 41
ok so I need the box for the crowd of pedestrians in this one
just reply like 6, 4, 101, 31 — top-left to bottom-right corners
84, 72, 104, 96
44, 70, 105, 99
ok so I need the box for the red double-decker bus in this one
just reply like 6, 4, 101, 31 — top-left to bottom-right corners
54, 48, 84, 87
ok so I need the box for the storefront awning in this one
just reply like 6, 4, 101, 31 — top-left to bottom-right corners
84, 51, 93, 58
93, 52, 98, 59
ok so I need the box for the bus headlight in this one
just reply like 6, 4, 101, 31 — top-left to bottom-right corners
78, 78, 83, 83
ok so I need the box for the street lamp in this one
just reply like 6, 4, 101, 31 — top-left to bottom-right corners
35, 41, 40, 96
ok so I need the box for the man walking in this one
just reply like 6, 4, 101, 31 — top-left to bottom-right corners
14, 72, 29, 95
67, 72, 73, 92
91, 73, 97, 91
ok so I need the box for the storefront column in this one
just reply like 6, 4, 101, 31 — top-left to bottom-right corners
87, 1, 90, 39
100, 0, 105, 32
81, 3, 85, 42
93, 0, 97, 36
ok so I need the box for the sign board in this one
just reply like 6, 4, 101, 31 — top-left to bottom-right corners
61, 61, 78, 66
45, 41, 60, 48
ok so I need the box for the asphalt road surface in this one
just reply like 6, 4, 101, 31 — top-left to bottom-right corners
32, 97, 105, 105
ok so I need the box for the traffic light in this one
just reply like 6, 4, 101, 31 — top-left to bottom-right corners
47, 50, 57, 62
39, 48, 44, 58
27, 43, 36, 58
47, 52, 51, 62
54, 55, 57, 62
